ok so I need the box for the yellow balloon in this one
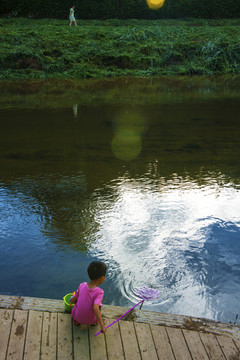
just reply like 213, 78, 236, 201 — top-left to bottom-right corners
146, 0, 165, 9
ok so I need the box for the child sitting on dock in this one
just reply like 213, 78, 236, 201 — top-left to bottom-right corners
70, 261, 107, 333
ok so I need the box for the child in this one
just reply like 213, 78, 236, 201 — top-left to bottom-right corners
69, 6, 77, 26
70, 261, 107, 333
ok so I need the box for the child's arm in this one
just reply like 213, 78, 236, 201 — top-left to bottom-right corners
93, 304, 107, 333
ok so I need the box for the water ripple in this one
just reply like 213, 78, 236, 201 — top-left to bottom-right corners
89, 174, 240, 321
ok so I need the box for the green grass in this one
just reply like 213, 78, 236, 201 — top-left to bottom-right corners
0, 18, 240, 79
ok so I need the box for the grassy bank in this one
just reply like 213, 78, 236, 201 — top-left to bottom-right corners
0, 18, 240, 79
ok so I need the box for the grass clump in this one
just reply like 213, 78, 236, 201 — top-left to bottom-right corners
0, 18, 240, 79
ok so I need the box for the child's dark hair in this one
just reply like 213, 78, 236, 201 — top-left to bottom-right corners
88, 261, 107, 281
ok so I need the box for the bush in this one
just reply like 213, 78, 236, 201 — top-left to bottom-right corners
1, 0, 240, 19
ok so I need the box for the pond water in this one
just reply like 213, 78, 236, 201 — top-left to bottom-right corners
0, 77, 240, 323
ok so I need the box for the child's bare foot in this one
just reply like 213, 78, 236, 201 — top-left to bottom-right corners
73, 320, 80, 326
90, 323, 97, 327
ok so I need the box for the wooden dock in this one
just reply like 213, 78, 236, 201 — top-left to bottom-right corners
1, 295, 240, 360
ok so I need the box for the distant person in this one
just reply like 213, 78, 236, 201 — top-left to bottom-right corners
69, 5, 77, 26
70, 261, 107, 333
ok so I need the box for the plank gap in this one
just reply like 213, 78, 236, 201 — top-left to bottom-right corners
133, 321, 143, 360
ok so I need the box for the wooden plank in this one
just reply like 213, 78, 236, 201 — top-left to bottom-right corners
89, 323, 108, 360
0, 295, 64, 313
73, 324, 90, 360
183, 329, 209, 360
24, 310, 43, 360
1, 295, 240, 340
41, 312, 57, 360
57, 313, 73, 360
134, 322, 158, 360
234, 338, 240, 352
0, 309, 14, 360
166, 327, 192, 360
199, 332, 225, 360
150, 325, 175, 360
6, 309, 28, 360
105, 318, 124, 360
216, 335, 240, 360
119, 320, 141, 360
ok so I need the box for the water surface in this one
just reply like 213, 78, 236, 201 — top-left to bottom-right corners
0, 77, 240, 323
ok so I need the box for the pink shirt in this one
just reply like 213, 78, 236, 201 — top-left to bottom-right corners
71, 282, 104, 325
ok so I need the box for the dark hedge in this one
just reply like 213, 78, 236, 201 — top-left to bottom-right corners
1, 0, 240, 19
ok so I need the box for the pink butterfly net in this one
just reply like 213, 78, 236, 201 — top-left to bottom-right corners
136, 287, 159, 300
95, 287, 159, 336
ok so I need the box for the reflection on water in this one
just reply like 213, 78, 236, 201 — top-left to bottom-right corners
73, 104, 78, 119
90, 174, 240, 321
0, 77, 240, 322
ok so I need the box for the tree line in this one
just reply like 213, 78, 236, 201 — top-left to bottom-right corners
1, 0, 240, 19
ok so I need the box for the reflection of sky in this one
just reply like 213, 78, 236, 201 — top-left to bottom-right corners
89, 174, 240, 321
